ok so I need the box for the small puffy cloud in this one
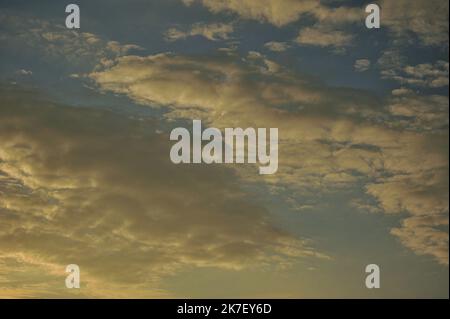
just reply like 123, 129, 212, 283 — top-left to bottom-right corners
15, 69, 33, 76
264, 41, 290, 52
391, 87, 415, 96
165, 23, 234, 41
354, 59, 371, 72
181, 0, 449, 49
0, 14, 142, 71
181, 0, 317, 26
295, 25, 353, 48
402, 61, 449, 88
181, 0, 362, 51
378, 49, 449, 88
377, 49, 407, 74
181, 0, 361, 27
382, 60, 449, 88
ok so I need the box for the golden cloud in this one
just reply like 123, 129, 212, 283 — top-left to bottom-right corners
89, 51, 449, 265
165, 23, 234, 41
0, 85, 325, 297
181, 0, 361, 27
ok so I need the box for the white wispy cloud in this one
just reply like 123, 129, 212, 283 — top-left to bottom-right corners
354, 59, 371, 72
264, 41, 291, 52
165, 23, 234, 41
15, 69, 33, 76
295, 25, 353, 49
0, 13, 142, 71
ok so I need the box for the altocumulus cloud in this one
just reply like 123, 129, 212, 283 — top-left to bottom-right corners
181, 0, 449, 48
164, 22, 234, 42
181, 0, 361, 27
89, 50, 449, 265
0, 13, 142, 72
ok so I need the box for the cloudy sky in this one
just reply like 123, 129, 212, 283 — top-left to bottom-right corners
0, 0, 448, 298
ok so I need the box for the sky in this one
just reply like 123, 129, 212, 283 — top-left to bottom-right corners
0, 0, 448, 298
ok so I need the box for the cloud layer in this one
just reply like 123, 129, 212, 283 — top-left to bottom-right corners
0, 85, 325, 297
